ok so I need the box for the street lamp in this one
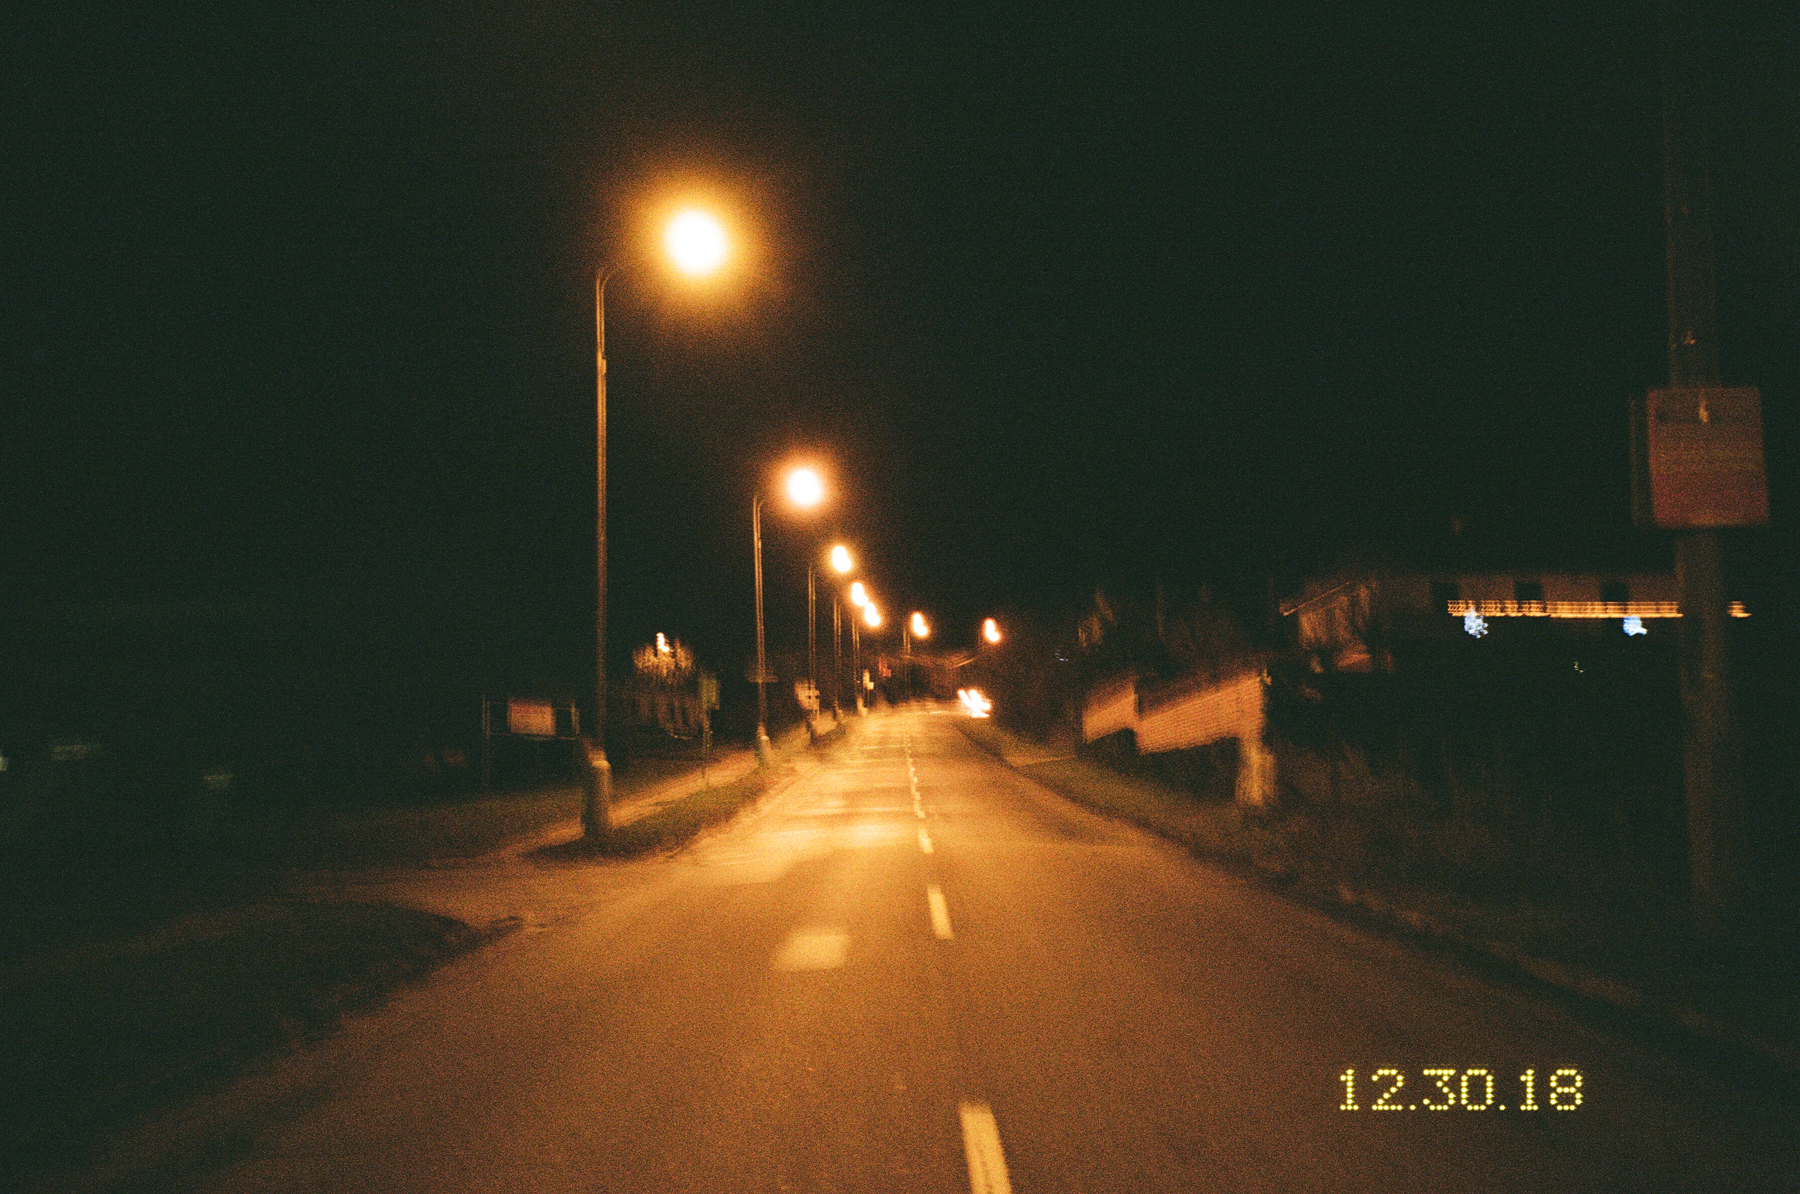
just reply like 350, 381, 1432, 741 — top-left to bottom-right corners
587, 208, 729, 840
665, 210, 728, 275
828, 544, 853, 716
846, 579, 872, 714
983, 617, 1002, 644
754, 466, 824, 762
904, 611, 929, 702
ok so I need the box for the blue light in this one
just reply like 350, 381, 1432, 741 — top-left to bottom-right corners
1463, 609, 1489, 638
1622, 615, 1647, 637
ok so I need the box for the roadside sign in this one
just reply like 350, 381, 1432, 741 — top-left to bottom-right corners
1638, 387, 1769, 528
506, 699, 557, 738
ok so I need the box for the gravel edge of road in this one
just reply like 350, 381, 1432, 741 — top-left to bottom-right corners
954, 719, 1800, 1089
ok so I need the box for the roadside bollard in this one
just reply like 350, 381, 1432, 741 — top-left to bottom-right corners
581, 737, 612, 841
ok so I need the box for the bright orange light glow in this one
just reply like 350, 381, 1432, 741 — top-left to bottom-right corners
785, 467, 824, 509
850, 581, 868, 607
665, 210, 728, 275
864, 604, 881, 628
910, 612, 929, 638
830, 544, 853, 574
982, 618, 1001, 644
1444, 599, 1748, 620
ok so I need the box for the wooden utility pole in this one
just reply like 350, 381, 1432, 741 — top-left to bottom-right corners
1659, 0, 1738, 933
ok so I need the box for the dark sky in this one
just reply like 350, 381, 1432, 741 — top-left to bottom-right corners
5, 2, 1795, 690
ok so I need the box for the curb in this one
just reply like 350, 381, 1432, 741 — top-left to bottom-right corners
963, 722, 1800, 1085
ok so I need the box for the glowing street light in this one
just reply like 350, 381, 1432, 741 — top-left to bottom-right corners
901, 611, 931, 702
864, 603, 882, 629
983, 617, 1002, 644
824, 544, 854, 716
664, 209, 729, 275
850, 581, 868, 607
785, 466, 824, 509
753, 465, 826, 762
588, 205, 732, 839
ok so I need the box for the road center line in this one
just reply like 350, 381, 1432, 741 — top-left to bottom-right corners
958, 1101, 1012, 1194
918, 827, 933, 853
927, 883, 953, 939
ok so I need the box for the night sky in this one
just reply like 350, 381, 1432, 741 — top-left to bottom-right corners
5, 2, 1795, 702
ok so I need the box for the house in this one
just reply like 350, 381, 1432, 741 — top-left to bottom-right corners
1284, 566, 1747, 670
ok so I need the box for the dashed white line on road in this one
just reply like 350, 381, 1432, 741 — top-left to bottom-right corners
772, 929, 849, 971
918, 827, 933, 853
959, 1101, 1012, 1194
927, 883, 953, 939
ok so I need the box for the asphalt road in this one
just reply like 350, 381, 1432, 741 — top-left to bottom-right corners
68, 708, 1800, 1192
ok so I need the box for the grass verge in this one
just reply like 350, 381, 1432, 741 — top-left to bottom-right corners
959, 718, 1800, 1080
274, 786, 582, 866
959, 719, 1296, 876
1, 898, 496, 1179
539, 762, 790, 862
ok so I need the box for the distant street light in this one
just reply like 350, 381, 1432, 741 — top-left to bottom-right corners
983, 617, 1002, 644
812, 543, 856, 720
864, 603, 881, 629
850, 607, 863, 714
850, 581, 868, 608
588, 207, 729, 840
754, 465, 825, 762
904, 612, 929, 702
826, 544, 853, 717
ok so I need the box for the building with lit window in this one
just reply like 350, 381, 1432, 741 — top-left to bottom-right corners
1284, 566, 1747, 670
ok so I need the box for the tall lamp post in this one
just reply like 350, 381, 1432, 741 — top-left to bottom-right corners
586, 209, 730, 840
861, 600, 882, 709
754, 466, 825, 762
848, 581, 870, 714
905, 611, 929, 702
827, 544, 854, 718
588, 266, 615, 839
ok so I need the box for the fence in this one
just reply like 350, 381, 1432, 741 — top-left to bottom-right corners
1081, 669, 1275, 806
